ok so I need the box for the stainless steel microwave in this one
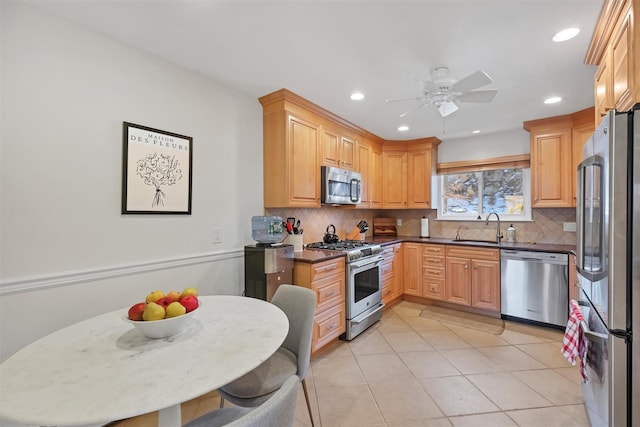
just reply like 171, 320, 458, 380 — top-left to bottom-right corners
321, 166, 361, 205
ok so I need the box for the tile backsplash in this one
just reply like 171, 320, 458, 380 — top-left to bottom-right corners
265, 207, 576, 246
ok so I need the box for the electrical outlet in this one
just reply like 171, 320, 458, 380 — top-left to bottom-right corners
397, 219, 402, 226
563, 222, 577, 232
213, 228, 223, 243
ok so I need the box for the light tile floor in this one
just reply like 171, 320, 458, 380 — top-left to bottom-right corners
110, 300, 590, 427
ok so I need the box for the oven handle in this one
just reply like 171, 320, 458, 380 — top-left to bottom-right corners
351, 303, 385, 325
349, 255, 384, 269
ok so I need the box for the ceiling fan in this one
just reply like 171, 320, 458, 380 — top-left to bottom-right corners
386, 67, 498, 118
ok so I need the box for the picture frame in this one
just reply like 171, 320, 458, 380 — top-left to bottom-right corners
122, 122, 193, 214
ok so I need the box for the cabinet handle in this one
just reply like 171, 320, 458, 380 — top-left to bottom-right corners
464, 264, 468, 269
327, 321, 338, 330
326, 290, 337, 297
320, 265, 337, 272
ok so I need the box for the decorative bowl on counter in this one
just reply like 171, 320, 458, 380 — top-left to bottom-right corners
123, 307, 198, 339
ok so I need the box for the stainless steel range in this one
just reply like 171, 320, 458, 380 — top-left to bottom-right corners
306, 240, 384, 340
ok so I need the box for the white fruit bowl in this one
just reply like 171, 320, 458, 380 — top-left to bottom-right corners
123, 308, 198, 339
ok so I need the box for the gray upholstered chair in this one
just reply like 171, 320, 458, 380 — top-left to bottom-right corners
218, 285, 317, 427
185, 375, 299, 427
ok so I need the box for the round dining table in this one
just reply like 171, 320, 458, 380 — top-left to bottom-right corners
0, 295, 289, 427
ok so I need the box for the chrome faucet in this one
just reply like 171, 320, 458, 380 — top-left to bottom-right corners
454, 224, 468, 241
484, 212, 503, 243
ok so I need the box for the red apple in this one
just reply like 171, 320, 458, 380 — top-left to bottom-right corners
155, 297, 173, 309
127, 302, 146, 321
180, 295, 199, 313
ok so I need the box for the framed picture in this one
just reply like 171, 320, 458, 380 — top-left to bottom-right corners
122, 122, 193, 214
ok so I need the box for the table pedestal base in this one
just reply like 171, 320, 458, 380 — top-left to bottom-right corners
158, 404, 181, 427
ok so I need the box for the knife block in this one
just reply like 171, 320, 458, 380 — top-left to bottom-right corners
346, 226, 362, 241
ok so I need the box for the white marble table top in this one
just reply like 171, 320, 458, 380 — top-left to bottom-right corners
0, 296, 289, 427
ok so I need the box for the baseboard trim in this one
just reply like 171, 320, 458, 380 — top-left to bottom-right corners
0, 249, 244, 296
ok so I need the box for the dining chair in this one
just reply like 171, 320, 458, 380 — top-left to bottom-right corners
185, 375, 299, 427
218, 285, 317, 427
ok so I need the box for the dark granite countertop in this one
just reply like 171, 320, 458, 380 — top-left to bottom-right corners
293, 236, 575, 263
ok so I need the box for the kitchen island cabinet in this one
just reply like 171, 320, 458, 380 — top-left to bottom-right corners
293, 257, 346, 353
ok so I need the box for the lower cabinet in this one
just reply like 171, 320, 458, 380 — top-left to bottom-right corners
293, 257, 346, 353
402, 243, 423, 296
445, 246, 500, 312
381, 243, 403, 305
422, 244, 446, 300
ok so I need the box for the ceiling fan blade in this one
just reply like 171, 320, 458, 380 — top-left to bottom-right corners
438, 102, 459, 117
385, 96, 426, 103
456, 89, 498, 103
399, 102, 430, 118
451, 70, 493, 94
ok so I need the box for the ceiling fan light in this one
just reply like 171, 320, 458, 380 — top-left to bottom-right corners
552, 28, 580, 42
438, 101, 459, 117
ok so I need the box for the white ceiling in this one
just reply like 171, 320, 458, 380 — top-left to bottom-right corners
24, 0, 604, 141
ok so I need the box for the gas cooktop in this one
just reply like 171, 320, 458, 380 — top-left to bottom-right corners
306, 240, 383, 262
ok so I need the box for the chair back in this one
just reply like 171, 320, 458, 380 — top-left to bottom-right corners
228, 375, 298, 427
270, 285, 316, 379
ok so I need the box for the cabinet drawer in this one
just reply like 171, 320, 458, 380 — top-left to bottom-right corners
381, 284, 394, 302
423, 266, 445, 278
422, 244, 445, 256
313, 275, 345, 313
310, 258, 345, 282
380, 261, 394, 276
423, 278, 445, 300
446, 246, 499, 261
313, 303, 345, 351
422, 254, 445, 267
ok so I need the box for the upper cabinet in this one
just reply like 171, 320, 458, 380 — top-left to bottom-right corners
381, 139, 440, 209
259, 89, 440, 209
321, 126, 356, 170
523, 107, 595, 208
586, 0, 639, 121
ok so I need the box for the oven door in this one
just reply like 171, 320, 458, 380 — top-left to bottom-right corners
346, 255, 383, 319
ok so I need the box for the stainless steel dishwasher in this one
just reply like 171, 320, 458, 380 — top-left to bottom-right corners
500, 249, 568, 327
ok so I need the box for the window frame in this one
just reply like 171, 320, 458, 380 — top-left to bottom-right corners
436, 167, 533, 222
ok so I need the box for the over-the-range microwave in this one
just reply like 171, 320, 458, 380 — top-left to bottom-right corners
321, 166, 361, 205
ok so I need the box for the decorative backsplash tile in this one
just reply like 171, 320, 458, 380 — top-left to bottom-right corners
265, 207, 576, 246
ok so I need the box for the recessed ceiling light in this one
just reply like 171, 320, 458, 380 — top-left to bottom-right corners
544, 96, 562, 104
398, 125, 409, 131
350, 92, 364, 101
472, 130, 481, 134
552, 28, 580, 42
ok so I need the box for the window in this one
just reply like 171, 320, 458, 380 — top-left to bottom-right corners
437, 168, 532, 221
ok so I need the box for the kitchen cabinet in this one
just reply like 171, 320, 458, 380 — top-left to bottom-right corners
407, 148, 434, 209
293, 257, 346, 353
402, 243, 423, 296
356, 142, 371, 207
381, 243, 403, 305
587, 0, 639, 120
370, 146, 383, 208
382, 151, 408, 208
569, 253, 579, 309
381, 139, 440, 209
445, 246, 500, 312
524, 107, 595, 208
422, 244, 446, 300
321, 126, 356, 170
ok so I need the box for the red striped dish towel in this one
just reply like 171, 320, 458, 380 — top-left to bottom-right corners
562, 299, 587, 381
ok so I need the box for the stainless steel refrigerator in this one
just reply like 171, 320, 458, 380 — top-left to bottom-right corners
576, 104, 639, 426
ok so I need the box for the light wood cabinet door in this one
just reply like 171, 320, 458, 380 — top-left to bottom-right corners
383, 151, 408, 208
530, 127, 573, 208
289, 116, 321, 206
445, 257, 471, 306
569, 253, 579, 310
470, 259, 500, 311
340, 136, 356, 170
595, 48, 614, 121
370, 149, 383, 208
407, 149, 432, 209
357, 143, 371, 207
321, 127, 340, 168
611, 2, 633, 111
403, 243, 422, 296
